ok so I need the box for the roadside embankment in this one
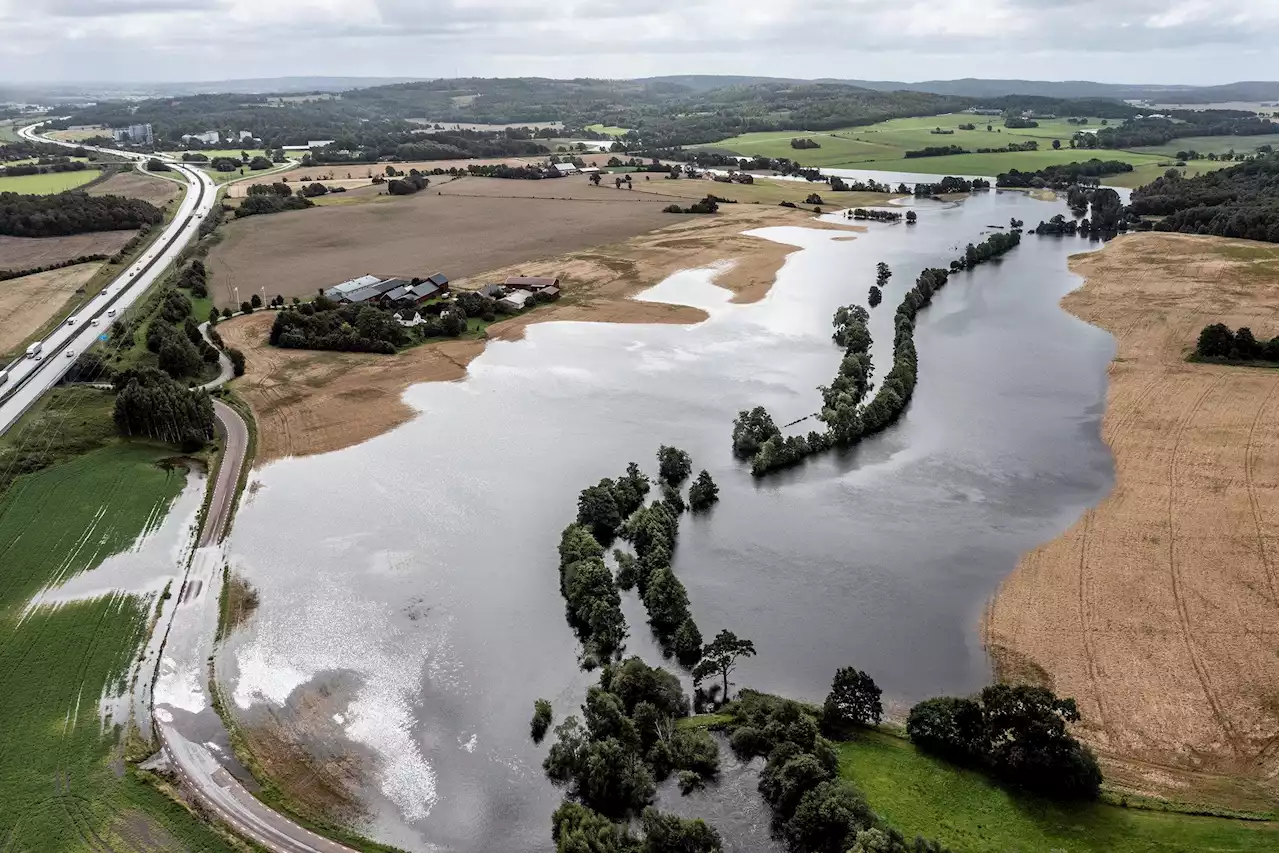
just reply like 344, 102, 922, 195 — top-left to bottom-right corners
220, 205, 861, 463
984, 232, 1278, 812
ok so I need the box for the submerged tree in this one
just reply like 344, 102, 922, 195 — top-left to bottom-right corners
867, 285, 882, 308
731, 407, 781, 458
875, 261, 891, 287
687, 470, 719, 511
656, 445, 693, 486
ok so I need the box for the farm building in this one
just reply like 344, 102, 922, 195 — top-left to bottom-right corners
324, 272, 450, 305
498, 289, 534, 312
503, 276, 560, 291
553, 162, 579, 175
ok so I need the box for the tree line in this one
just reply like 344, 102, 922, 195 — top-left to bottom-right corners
910, 176, 989, 196
1085, 110, 1274, 149
270, 298, 412, 353
0, 159, 90, 178
235, 183, 315, 218
950, 229, 1021, 272
996, 159, 1133, 190
112, 367, 214, 451
0, 190, 163, 237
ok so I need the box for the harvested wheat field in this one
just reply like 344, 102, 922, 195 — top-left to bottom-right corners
86, 169, 180, 206
206, 179, 677, 307
222, 204, 858, 463
0, 231, 135, 270
984, 232, 1278, 812
0, 261, 102, 355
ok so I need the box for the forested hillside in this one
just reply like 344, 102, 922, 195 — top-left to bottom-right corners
1129, 155, 1278, 242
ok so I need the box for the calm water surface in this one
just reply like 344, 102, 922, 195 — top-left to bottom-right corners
220, 189, 1117, 851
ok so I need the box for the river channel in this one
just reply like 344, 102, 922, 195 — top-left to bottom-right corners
218, 187, 1118, 851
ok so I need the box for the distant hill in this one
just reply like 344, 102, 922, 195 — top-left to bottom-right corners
0, 77, 426, 103
643, 76, 1279, 104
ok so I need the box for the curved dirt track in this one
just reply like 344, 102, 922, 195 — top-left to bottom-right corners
985, 232, 1278, 811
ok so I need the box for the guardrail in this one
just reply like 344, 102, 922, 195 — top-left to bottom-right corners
0, 132, 209, 408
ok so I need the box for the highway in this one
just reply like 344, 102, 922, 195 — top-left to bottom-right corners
0, 123, 218, 434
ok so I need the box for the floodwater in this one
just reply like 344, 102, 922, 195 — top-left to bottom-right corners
219, 188, 1118, 851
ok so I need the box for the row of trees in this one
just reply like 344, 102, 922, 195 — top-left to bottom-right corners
949, 229, 1021, 272
996, 159, 1134, 189
1194, 324, 1279, 363
234, 192, 314, 218
974, 140, 1038, 154
848, 208, 905, 223
735, 260, 963, 478
0, 190, 163, 237
911, 176, 988, 196
904, 144, 966, 158
663, 195, 721, 214
0, 159, 90, 178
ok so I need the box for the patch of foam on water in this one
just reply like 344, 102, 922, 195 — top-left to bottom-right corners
459, 733, 477, 753
232, 564, 463, 823
154, 653, 207, 714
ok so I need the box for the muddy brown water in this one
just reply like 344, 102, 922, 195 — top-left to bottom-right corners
218, 187, 1120, 851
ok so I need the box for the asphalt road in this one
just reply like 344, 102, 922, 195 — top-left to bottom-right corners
0, 124, 219, 434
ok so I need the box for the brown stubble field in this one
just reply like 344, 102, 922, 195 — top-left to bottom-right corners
0, 261, 103, 355
86, 170, 181, 206
0, 231, 136, 270
217, 201, 860, 463
984, 232, 1278, 812
205, 179, 678, 306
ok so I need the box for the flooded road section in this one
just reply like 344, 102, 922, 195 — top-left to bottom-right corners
219, 189, 1118, 850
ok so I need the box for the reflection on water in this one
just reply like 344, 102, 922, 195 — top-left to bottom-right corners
220, 189, 1116, 851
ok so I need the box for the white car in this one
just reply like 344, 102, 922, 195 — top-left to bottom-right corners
66, 349, 75, 358
90, 318, 99, 327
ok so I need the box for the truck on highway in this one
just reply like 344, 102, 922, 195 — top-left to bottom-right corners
26, 341, 42, 359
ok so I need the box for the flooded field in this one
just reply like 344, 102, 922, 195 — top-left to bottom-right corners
219, 188, 1119, 850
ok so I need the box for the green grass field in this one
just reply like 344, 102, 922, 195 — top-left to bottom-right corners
159, 148, 268, 160
838, 730, 1276, 853
0, 443, 239, 851
0, 168, 101, 194
585, 124, 631, 136
1128, 133, 1277, 157
699, 112, 1247, 181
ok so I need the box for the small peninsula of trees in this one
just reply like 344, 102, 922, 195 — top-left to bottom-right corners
911, 176, 989, 196
0, 191, 163, 237
1194, 323, 1278, 363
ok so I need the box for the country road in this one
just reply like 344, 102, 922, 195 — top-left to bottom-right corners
150, 382, 362, 853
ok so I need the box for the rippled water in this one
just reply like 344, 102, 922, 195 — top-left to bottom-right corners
219, 188, 1117, 851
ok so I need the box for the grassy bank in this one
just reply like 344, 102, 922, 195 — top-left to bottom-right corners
0, 442, 242, 852
838, 729, 1276, 853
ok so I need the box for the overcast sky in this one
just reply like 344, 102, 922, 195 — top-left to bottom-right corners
1, 0, 1276, 85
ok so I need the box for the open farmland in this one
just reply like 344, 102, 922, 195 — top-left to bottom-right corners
0, 230, 136, 270
87, 169, 181, 205
0, 168, 102, 194
0, 443, 239, 853
701, 112, 1244, 178
0, 261, 103, 356
206, 177, 677, 306
1128, 133, 1278, 157
838, 730, 1276, 853
225, 151, 624, 196
986, 233, 1279, 812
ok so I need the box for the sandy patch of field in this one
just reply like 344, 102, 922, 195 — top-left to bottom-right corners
206, 181, 676, 306
984, 232, 1278, 812
0, 262, 102, 354
0, 231, 134, 271
86, 169, 180, 206
222, 204, 859, 463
